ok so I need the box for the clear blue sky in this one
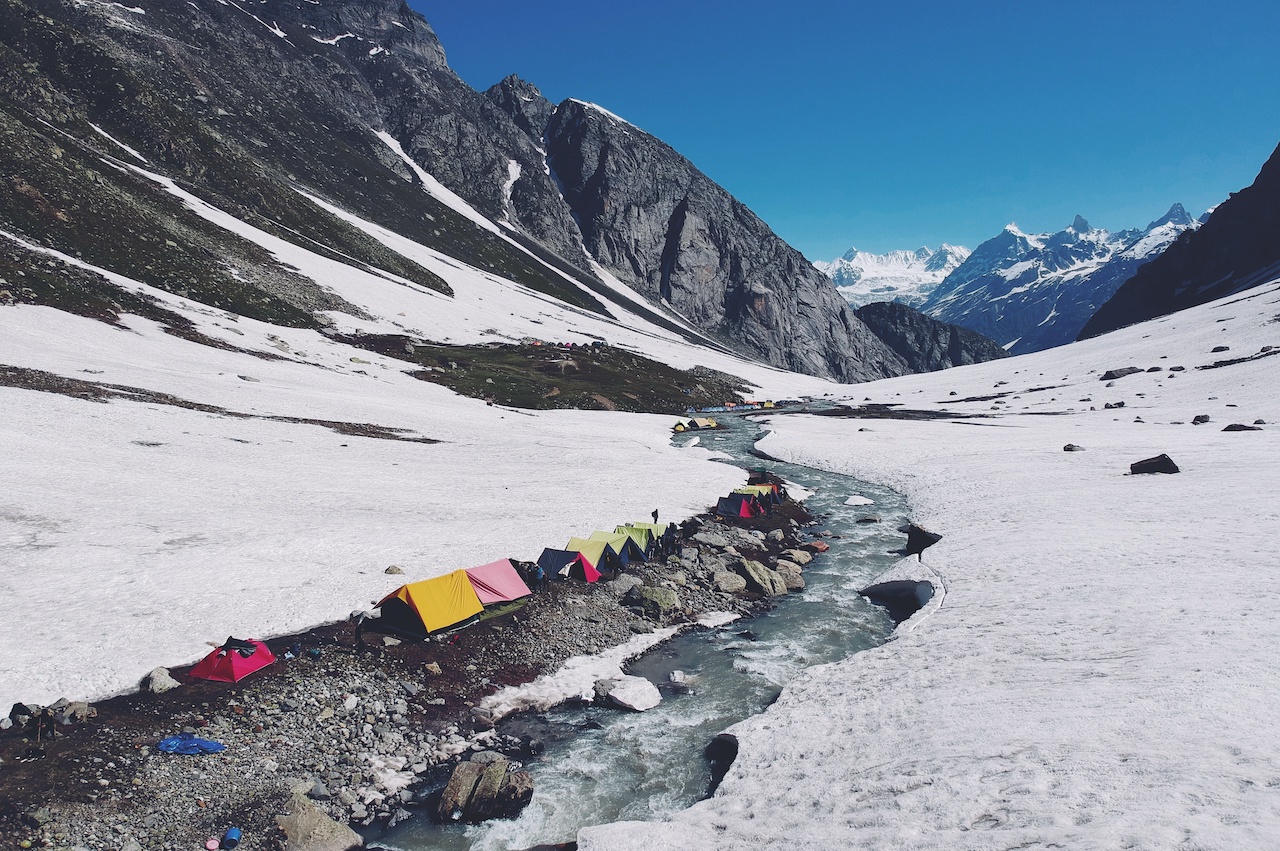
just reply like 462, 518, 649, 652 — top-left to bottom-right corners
411, 0, 1280, 260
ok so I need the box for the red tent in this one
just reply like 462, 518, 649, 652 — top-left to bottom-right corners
464, 559, 533, 605
189, 637, 276, 683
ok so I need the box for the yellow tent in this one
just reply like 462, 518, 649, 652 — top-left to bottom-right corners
691, 417, 718, 429
377, 570, 484, 637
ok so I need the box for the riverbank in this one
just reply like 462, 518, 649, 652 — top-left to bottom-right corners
0, 483, 821, 850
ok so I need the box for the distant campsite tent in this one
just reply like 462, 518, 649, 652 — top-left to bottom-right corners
716, 493, 761, 518
566, 537, 624, 574
376, 570, 484, 639
537, 548, 602, 583
589, 531, 647, 565
735, 484, 781, 504
614, 524, 654, 553
691, 417, 718, 429
189, 637, 276, 683
673, 420, 690, 432
464, 559, 533, 605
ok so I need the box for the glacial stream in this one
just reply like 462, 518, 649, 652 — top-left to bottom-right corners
368, 413, 908, 850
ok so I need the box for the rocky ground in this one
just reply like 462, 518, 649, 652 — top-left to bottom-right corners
0, 489, 821, 851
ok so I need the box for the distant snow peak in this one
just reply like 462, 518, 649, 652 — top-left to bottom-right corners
919, 204, 1200, 354
816, 243, 970, 309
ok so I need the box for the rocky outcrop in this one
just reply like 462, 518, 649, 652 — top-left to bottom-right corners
854, 301, 1009, 372
1082, 143, 1280, 338
277, 792, 364, 851
436, 756, 534, 823
536, 99, 910, 382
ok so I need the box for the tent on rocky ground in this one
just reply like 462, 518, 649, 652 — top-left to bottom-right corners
566, 537, 624, 574
589, 531, 647, 565
716, 493, 761, 519
189, 637, 276, 683
614, 524, 654, 554
691, 417, 719, 429
537, 548, 602, 583
375, 570, 484, 639
628, 521, 678, 556
464, 559, 533, 605
736, 484, 781, 504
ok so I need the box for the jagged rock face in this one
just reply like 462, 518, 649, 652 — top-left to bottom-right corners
1081, 143, 1280, 339
484, 75, 556, 144
540, 99, 906, 382
854, 302, 1009, 373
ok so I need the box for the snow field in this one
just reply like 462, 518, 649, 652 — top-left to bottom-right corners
579, 281, 1280, 849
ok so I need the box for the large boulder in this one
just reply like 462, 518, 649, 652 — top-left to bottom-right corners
633, 585, 681, 619
774, 563, 806, 592
436, 758, 534, 823
277, 793, 363, 850
734, 560, 787, 596
900, 523, 943, 558
143, 667, 181, 694
598, 675, 662, 711
779, 549, 813, 566
1130, 454, 1180, 475
713, 571, 747, 593
1099, 367, 1143, 381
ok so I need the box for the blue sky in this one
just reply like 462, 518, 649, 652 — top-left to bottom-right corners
411, 1, 1280, 260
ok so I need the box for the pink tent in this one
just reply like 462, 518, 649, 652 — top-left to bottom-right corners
464, 559, 533, 605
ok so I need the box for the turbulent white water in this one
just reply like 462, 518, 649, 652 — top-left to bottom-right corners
368, 415, 909, 850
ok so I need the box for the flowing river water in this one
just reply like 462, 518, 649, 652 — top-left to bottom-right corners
367, 413, 908, 850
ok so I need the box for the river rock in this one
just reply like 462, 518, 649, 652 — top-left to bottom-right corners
780, 549, 813, 566
436, 758, 534, 822
602, 675, 662, 711
143, 667, 181, 694
734, 560, 787, 596
774, 564, 805, 592
277, 793, 364, 850
713, 571, 747, 593
766, 529, 785, 542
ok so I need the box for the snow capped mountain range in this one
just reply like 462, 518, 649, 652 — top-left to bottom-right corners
815, 244, 970, 308
918, 204, 1200, 354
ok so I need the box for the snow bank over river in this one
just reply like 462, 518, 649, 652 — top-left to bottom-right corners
581, 281, 1280, 848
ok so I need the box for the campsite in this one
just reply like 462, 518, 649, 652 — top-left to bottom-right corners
0, 467, 829, 849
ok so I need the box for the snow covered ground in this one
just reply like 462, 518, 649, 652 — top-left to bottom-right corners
579, 280, 1280, 849
0, 178, 829, 709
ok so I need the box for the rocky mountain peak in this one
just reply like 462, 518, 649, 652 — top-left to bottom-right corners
483, 75, 555, 143
1146, 202, 1195, 230
1070, 214, 1093, 233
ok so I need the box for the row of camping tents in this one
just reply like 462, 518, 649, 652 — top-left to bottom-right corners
374, 521, 678, 640
714, 482, 784, 519
535, 521, 677, 583
185, 558, 539, 681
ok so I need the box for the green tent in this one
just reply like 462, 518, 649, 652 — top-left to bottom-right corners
566, 537, 623, 573
614, 524, 654, 552
589, 531, 647, 565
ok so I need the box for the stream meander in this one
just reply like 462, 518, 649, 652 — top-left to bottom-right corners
368, 413, 908, 850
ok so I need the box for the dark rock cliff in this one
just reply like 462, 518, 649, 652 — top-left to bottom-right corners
854, 302, 1009, 373
1080, 143, 1280, 339
1, 0, 1007, 382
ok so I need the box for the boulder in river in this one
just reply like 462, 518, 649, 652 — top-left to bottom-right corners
860, 580, 935, 625
598, 675, 662, 711
780, 549, 813, 566
436, 757, 534, 823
